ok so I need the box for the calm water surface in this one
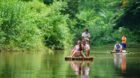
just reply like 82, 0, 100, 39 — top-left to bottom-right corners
0, 46, 140, 78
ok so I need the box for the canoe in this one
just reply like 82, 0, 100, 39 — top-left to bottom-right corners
65, 56, 94, 61
111, 50, 128, 53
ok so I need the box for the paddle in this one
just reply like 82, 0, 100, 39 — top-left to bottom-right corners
110, 50, 129, 53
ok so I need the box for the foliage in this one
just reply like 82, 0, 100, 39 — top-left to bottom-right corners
43, 0, 53, 5
31, 0, 72, 49
0, 0, 139, 51
0, 0, 43, 51
0, 0, 72, 51
115, 0, 140, 42
63, 0, 121, 45
64, 0, 140, 45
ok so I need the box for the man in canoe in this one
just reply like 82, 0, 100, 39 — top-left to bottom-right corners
71, 40, 85, 57
121, 35, 127, 50
82, 28, 91, 44
113, 41, 122, 53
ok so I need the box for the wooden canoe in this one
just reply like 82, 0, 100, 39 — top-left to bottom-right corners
65, 56, 94, 61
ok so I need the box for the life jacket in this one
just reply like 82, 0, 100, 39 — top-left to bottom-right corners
122, 36, 126, 43
116, 44, 121, 50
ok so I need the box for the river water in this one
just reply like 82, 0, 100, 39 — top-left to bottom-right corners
0, 45, 140, 78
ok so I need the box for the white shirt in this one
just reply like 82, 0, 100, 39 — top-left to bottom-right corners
83, 44, 90, 50
74, 45, 81, 52
82, 32, 90, 41
114, 44, 122, 50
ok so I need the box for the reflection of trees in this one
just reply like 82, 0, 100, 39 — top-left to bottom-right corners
0, 53, 12, 78
0, 52, 43, 78
39, 50, 70, 78
123, 61, 140, 78
69, 61, 91, 78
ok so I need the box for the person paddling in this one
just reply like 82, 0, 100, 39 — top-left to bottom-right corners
113, 41, 122, 53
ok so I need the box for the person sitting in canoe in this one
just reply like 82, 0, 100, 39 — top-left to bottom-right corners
71, 40, 85, 57
121, 35, 127, 50
113, 41, 122, 53
82, 28, 91, 44
82, 39, 90, 57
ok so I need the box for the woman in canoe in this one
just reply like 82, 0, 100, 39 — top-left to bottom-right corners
71, 40, 85, 57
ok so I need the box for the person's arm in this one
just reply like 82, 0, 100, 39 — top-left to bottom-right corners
71, 46, 77, 57
120, 44, 123, 52
80, 51, 85, 58
71, 45, 76, 55
88, 33, 91, 38
82, 32, 85, 37
89, 33, 91, 41
82, 32, 85, 40
71, 52, 76, 57
86, 44, 90, 50
113, 45, 116, 52
85, 44, 90, 56
86, 49, 90, 57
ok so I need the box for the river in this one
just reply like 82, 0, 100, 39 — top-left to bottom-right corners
0, 45, 140, 78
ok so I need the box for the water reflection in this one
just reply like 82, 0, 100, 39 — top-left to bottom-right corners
113, 53, 127, 73
0, 48, 140, 78
0, 52, 43, 78
69, 61, 91, 78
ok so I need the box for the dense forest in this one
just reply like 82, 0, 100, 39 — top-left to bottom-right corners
0, 0, 139, 51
